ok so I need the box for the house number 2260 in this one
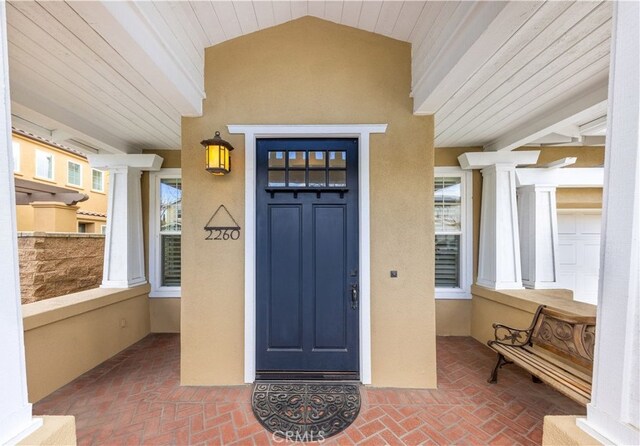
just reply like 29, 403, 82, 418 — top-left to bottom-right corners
205, 228, 240, 241
203, 205, 242, 241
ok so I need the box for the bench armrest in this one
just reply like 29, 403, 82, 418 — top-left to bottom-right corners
489, 324, 532, 347
488, 305, 546, 347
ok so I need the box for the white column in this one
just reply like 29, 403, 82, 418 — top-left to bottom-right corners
458, 151, 540, 290
477, 163, 524, 289
577, 1, 640, 445
517, 185, 559, 289
0, 2, 43, 444
88, 154, 163, 288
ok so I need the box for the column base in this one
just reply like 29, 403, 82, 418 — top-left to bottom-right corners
100, 278, 147, 289
543, 416, 601, 446
17, 416, 76, 446
523, 280, 560, 290
476, 278, 524, 290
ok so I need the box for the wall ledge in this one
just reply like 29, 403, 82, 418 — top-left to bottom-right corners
471, 284, 596, 317
17, 416, 76, 446
17, 231, 105, 239
22, 284, 151, 331
543, 416, 601, 446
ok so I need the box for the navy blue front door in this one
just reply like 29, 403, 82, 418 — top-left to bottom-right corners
256, 138, 359, 376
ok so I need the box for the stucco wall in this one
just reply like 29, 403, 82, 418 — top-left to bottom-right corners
181, 17, 436, 388
18, 232, 104, 304
23, 286, 150, 402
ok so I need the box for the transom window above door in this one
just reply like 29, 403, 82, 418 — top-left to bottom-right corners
267, 150, 347, 188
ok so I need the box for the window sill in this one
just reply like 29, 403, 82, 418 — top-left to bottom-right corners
33, 175, 57, 184
91, 189, 106, 195
149, 287, 181, 298
66, 183, 84, 190
435, 289, 471, 300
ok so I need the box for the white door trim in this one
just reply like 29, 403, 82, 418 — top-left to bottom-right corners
228, 124, 387, 384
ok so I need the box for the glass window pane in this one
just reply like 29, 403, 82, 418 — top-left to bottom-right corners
92, 169, 104, 191
268, 170, 286, 187
161, 234, 181, 286
12, 142, 20, 172
435, 235, 460, 288
329, 151, 346, 168
68, 162, 81, 186
308, 170, 326, 187
288, 170, 306, 187
288, 151, 306, 168
434, 177, 461, 232
309, 151, 326, 168
328, 170, 346, 187
160, 178, 182, 231
268, 151, 285, 168
36, 152, 53, 179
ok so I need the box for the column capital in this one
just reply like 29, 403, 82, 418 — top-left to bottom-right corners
458, 150, 539, 170
87, 154, 163, 171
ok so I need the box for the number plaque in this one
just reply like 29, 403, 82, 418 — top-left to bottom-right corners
204, 205, 241, 241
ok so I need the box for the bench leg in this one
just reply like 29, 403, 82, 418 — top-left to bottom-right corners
488, 353, 508, 384
532, 375, 543, 383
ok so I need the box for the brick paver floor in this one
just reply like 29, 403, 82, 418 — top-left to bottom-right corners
34, 334, 584, 445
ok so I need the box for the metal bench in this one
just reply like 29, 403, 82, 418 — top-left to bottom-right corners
487, 305, 596, 405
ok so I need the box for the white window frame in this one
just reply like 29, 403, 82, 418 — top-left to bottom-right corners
101, 225, 107, 235
35, 150, 54, 181
149, 168, 181, 298
67, 160, 83, 187
91, 168, 104, 192
12, 141, 20, 173
435, 167, 473, 299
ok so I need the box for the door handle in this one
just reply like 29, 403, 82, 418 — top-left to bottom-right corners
350, 283, 359, 310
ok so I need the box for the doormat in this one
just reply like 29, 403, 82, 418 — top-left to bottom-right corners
251, 381, 360, 441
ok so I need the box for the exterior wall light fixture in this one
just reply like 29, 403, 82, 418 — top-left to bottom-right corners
201, 131, 234, 175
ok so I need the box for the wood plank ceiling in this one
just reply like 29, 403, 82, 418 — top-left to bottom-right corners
5, 1, 612, 153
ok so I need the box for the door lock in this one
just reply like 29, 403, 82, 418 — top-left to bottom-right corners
350, 283, 359, 310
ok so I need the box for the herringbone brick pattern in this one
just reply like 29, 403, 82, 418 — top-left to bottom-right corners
34, 335, 584, 445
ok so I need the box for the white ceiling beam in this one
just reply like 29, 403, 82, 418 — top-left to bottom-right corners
68, 1, 204, 117
413, 1, 540, 114
483, 80, 609, 152
458, 150, 540, 170
579, 115, 608, 135
10, 99, 137, 155
516, 167, 604, 187
542, 157, 577, 169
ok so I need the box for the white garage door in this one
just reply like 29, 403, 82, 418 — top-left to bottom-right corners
557, 210, 602, 305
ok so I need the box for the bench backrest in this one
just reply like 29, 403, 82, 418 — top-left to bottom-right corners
530, 307, 596, 370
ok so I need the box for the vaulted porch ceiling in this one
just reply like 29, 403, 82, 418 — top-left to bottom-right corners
5, 1, 612, 154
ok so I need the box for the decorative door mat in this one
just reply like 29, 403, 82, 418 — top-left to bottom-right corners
251, 381, 361, 441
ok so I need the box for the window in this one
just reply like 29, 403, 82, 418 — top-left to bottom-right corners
101, 225, 107, 235
67, 161, 82, 187
267, 150, 347, 188
12, 142, 20, 172
434, 167, 472, 298
149, 169, 182, 297
78, 223, 87, 233
92, 169, 104, 192
35, 150, 54, 180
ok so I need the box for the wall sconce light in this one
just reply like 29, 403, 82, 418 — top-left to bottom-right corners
201, 131, 234, 175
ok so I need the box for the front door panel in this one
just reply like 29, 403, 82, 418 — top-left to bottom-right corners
256, 138, 359, 375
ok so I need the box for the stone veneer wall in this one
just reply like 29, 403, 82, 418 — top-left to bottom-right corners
18, 232, 104, 304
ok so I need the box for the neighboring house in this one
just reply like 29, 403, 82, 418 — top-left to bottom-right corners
11, 130, 108, 233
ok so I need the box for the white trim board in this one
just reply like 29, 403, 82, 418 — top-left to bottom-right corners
228, 124, 387, 385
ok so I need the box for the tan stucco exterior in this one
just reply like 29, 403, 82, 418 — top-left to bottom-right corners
180, 17, 436, 388
13, 133, 108, 232
22, 286, 150, 402
29, 203, 79, 233
17, 416, 76, 446
542, 416, 601, 446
